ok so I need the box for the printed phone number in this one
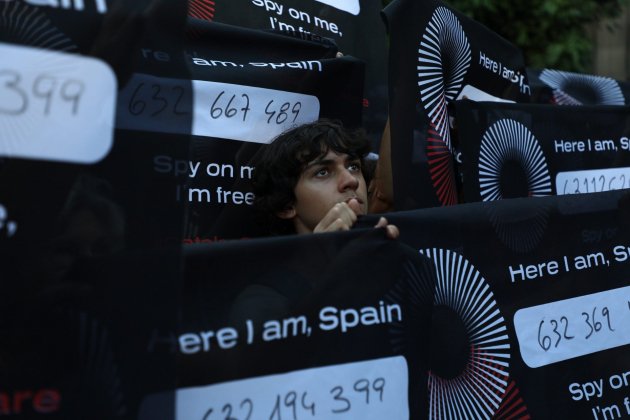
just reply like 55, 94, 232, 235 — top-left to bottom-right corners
201, 377, 386, 420
556, 167, 630, 195
514, 285, 630, 368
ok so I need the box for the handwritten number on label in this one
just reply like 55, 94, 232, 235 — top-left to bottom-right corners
240, 94, 251, 121
550, 319, 561, 348
285, 391, 298, 420
128, 82, 190, 117
221, 403, 237, 420
202, 408, 213, 420
151, 84, 168, 116
353, 379, 370, 404
538, 320, 552, 351
560, 316, 574, 341
373, 378, 385, 402
301, 393, 315, 416
33, 75, 57, 115
210, 91, 250, 121
265, 100, 302, 125
602, 307, 614, 331
0, 70, 28, 115
330, 386, 351, 413
265, 100, 276, 124
129, 83, 146, 115
60, 80, 84, 115
173, 86, 188, 115
211, 91, 226, 119
583, 307, 601, 339
241, 399, 253, 420
291, 102, 301, 123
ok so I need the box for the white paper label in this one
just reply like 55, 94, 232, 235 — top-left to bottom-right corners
191, 80, 320, 143
313, 0, 360, 15
175, 356, 409, 419
117, 74, 320, 144
0, 42, 116, 164
456, 84, 515, 103
514, 285, 630, 368
556, 167, 630, 195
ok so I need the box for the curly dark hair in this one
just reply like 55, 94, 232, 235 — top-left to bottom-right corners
252, 119, 371, 234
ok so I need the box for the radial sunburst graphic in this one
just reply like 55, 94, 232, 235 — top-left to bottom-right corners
0, 1, 77, 52
492, 379, 531, 420
478, 119, 552, 201
539, 69, 625, 105
418, 6, 471, 151
427, 123, 458, 206
420, 248, 510, 420
188, 0, 215, 21
485, 198, 550, 254
386, 257, 436, 352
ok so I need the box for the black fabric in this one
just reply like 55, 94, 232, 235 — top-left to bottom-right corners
455, 100, 630, 202
383, 0, 530, 210
369, 189, 630, 418
204, 0, 389, 148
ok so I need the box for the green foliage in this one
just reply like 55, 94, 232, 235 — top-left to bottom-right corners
382, 0, 628, 72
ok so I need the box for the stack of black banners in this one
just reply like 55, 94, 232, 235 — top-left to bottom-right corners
383, 0, 530, 210
455, 100, 630, 203
199, 0, 389, 147
0, 1, 363, 418
103, 190, 630, 419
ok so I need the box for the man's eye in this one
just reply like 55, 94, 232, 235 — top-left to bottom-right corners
315, 168, 328, 177
348, 163, 361, 172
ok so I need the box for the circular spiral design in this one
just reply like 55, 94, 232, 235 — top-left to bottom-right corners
478, 119, 551, 201
420, 248, 510, 420
0, 1, 77, 52
540, 69, 625, 106
418, 6, 471, 150
427, 123, 458, 206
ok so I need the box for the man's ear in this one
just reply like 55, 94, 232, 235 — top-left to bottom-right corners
276, 205, 296, 220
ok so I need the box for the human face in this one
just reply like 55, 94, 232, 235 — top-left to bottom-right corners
280, 150, 368, 234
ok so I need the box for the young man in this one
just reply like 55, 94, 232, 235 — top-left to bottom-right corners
252, 119, 398, 237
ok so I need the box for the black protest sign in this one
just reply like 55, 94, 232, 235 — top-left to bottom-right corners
455, 100, 630, 203
200, 0, 389, 146
0, 2, 189, 418
378, 190, 630, 418
168, 230, 435, 419
528, 68, 628, 106
383, 0, 530, 210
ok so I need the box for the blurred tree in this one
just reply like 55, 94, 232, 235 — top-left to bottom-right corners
382, 0, 628, 72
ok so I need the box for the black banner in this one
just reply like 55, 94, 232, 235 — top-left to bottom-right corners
202, 0, 389, 148
383, 0, 530, 210
378, 189, 630, 418
455, 100, 630, 202
0, 1, 363, 417
169, 230, 435, 419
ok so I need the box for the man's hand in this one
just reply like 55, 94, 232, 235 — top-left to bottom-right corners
374, 216, 400, 239
313, 199, 399, 239
312, 199, 361, 233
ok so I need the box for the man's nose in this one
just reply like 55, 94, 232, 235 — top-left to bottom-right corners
338, 167, 359, 191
